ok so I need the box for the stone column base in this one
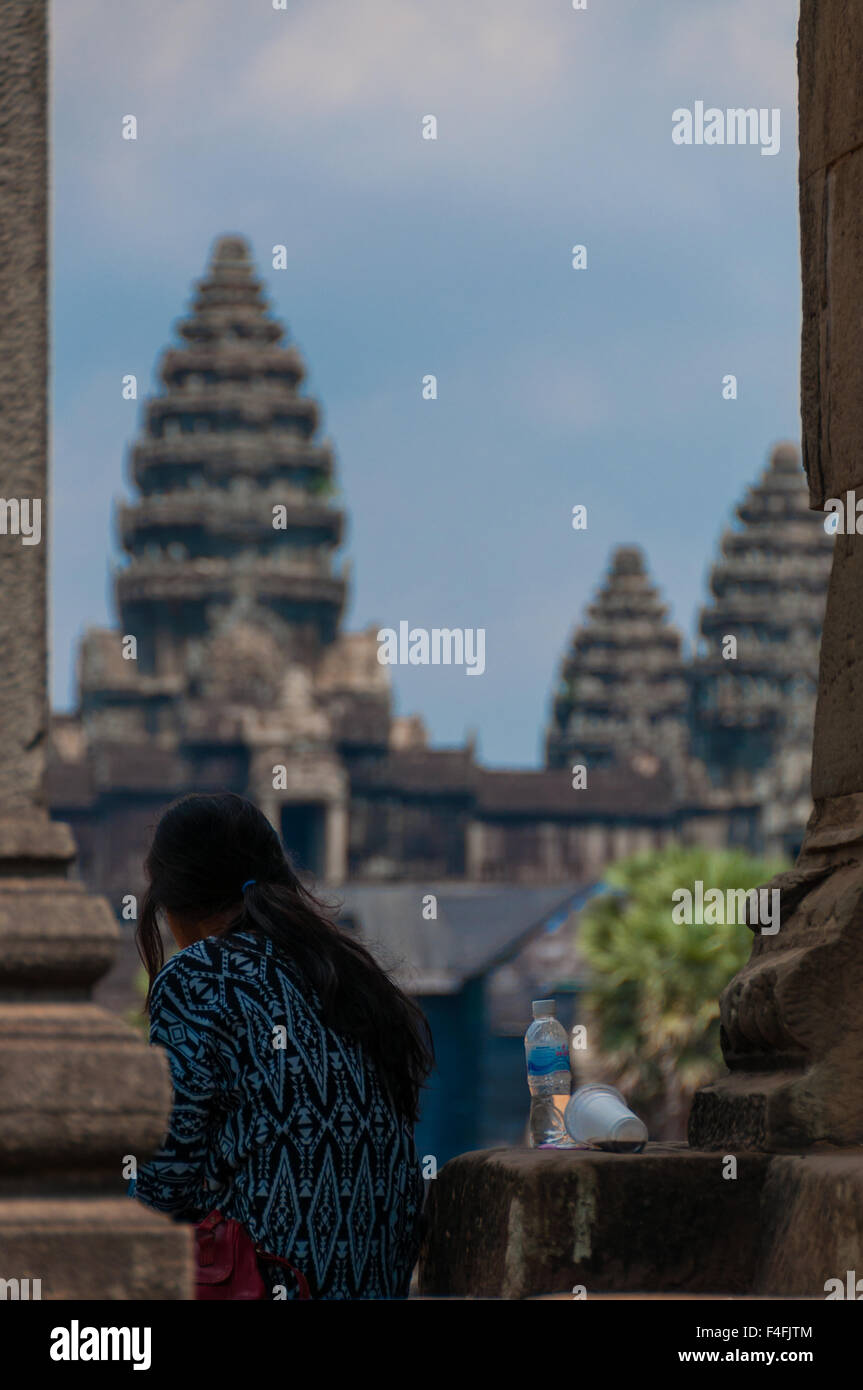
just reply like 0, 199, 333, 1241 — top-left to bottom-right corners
688, 1071, 826, 1152
0, 848, 193, 1298
689, 794, 863, 1150
0, 1198, 193, 1300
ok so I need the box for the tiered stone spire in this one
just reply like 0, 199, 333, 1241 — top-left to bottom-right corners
690, 442, 832, 795
71, 236, 387, 894
545, 546, 689, 772
115, 235, 346, 681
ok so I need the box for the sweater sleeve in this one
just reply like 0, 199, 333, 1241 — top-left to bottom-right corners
131, 948, 233, 1220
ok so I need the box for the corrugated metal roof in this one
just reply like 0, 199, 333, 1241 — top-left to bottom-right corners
336, 881, 585, 994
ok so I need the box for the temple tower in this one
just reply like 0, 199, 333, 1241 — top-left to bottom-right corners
109, 234, 345, 689
63, 237, 383, 913
690, 442, 832, 799
545, 545, 689, 775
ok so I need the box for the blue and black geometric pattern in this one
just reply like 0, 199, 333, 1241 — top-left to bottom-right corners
132, 930, 425, 1299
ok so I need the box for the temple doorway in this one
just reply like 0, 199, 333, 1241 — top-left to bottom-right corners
280, 802, 327, 879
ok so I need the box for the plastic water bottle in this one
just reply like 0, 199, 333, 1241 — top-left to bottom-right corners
525, 999, 572, 1147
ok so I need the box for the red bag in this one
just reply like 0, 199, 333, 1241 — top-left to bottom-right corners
195, 1210, 311, 1301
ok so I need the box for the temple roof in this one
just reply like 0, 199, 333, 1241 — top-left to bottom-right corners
350, 749, 477, 797
476, 764, 677, 818
338, 882, 584, 994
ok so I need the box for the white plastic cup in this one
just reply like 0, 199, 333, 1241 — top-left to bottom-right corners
564, 1083, 647, 1151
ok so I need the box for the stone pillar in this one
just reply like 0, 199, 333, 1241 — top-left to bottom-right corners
324, 801, 348, 883
0, 1, 191, 1296
689, 0, 863, 1150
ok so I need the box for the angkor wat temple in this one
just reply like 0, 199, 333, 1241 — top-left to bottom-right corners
48, 237, 832, 923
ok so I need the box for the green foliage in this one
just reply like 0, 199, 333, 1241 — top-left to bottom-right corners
123, 965, 152, 1037
578, 845, 787, 1135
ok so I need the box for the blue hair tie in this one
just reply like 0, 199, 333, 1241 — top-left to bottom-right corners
242, 879, 256, 892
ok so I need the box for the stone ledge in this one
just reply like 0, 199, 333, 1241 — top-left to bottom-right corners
0, 816, 76, 866
755, 1150, 863, 1295
419, 1144, 863, 1299
0, 1197, 193, 1300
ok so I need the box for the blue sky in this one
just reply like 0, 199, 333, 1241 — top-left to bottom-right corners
50, 0, 801, 766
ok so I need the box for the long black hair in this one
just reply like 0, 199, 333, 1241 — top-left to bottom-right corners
136, 792, 434, 1123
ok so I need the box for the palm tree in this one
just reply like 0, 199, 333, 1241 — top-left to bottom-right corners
578, 845, 787, 1139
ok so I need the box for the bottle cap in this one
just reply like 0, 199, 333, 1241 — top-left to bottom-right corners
532, 999, 556, 1019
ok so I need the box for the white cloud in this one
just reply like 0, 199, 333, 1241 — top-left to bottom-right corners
660, 0, 797, 101
53, 0, 799, 212
234, 0, 565, 119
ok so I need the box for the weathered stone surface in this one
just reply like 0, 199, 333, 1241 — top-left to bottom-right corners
0, 0, 49, 817
419, 1146, 769, 1299
0, 877, 118, 986
689, 838, 863, 1149
0, 1198, 192, 1300
798, 1, 863, 183
0, 816, 75, 864
810, 543, 863, 797
754, 1151, 863, 1295
800, 153, 863, 508
799, 2, 863, 506
0, 1004, 174, 1170
420, 1145, 863, 1298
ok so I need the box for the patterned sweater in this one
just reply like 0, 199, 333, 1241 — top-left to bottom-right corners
131, 929, 425, 1299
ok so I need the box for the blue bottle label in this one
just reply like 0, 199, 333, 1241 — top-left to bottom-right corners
527, 1044, 568, 1075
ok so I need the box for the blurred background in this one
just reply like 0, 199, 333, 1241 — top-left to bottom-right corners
47, 0, 818, 1162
